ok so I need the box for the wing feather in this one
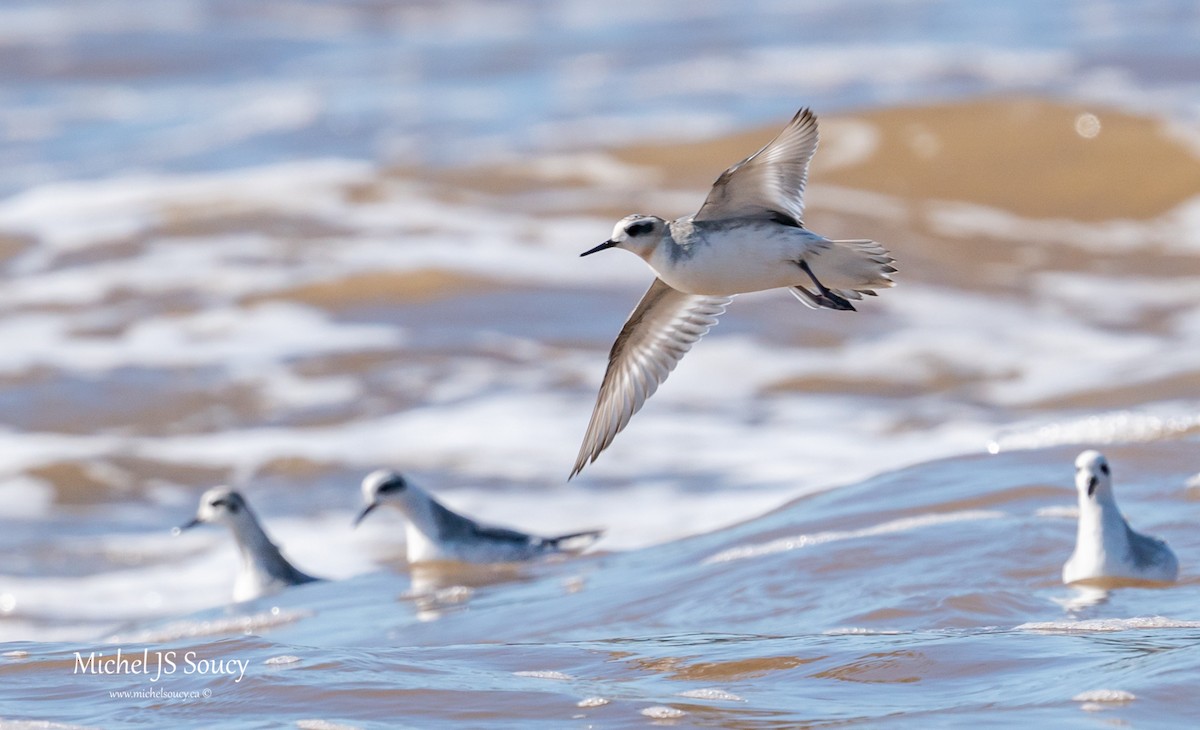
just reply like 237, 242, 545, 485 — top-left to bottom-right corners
693, 107, 819, 225
571, 279, 730, 478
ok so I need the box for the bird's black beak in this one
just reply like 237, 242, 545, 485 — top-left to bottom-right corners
173, 517, 201, 535
1087, 475, 1098, 497
580, 239, 617, 257
353, 502, 378, 528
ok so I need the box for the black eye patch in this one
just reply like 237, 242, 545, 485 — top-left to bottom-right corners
626, 220, 654, 237
212, 498, 239, 513
379, 477, 407, 494
1099, 462, 1109, 476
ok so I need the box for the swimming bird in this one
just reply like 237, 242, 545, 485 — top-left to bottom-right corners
573, 107, 896, 477
176, 486, 321, 602
1062, 450, 1178, 585
353, 469, 603, 563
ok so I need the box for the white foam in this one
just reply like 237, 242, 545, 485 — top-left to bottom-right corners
928, 195, 1200, 254
988, 408, 1200, 454
676, 688, 745, 702
1073, 689, 1136, 703
0, 720, 99, 730
0, 475, 54, 519
0, 303, 400, 376
0, 160, 372, 257
1017, 616, 1200, 633
513, 670, 573, 680
295, 720, 361, 730
640, 706, 686, 719
104, 608, 312, 644
1035, 506, 1079, 519
705, 510, 1006, 564
629, 43, 1073, 98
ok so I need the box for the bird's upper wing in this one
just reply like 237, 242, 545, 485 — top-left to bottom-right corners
469, 522, 537, 545
692, 107, 819, 225
426, 498, 515, 543
571, 279, 731, 478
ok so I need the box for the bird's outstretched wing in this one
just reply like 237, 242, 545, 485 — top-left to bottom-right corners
571, 278, 731, 478
693, 107, 819, 226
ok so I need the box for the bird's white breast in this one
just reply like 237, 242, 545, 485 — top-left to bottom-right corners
1064, 501, 1175, 584
405, 521, 450, 563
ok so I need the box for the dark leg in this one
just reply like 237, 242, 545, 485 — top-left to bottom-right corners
796, 261, 855, 311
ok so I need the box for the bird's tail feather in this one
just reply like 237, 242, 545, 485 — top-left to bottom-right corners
546, 529, 604, 553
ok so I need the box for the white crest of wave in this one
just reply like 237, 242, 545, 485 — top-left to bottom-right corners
988, 409, 1200, 454
1017, 616, 1200, 633
703, 509, 1005, 564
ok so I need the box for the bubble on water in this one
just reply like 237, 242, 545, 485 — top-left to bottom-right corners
676, 688, 745, 702
641, 706, 686, 719
513, 670, 572, 680
823, 627, 907, 636
296, 720, 361, 730
1074, 113, 1101, 139
1073, 689, 1135, 703
265, 655, 302, 666
577, 697, 610, 708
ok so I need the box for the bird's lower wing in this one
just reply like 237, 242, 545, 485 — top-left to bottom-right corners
571, 279, 731, 478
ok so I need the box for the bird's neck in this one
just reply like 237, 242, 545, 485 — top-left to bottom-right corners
401, 497, 448, 562
399, 493, 443, 538
227, 513, 290, 575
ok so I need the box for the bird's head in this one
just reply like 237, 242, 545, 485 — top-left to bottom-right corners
354, 469, 411, 527
581, 215, 667, 260
1074, 450, 1113, 499
176, 486, 248, 532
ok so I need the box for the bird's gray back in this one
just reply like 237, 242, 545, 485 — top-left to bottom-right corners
257, 544, 321, 587
1124, 522, 1174, 571
428, 497, 536, 547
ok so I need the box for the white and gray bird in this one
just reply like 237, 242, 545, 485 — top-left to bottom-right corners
573, 108, 896, 477
353, 470, 603, 564
176, 486, 321, 602
1063, 450, 1178, 586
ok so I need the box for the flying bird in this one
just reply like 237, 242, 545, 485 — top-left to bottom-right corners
573, 108, 896, 477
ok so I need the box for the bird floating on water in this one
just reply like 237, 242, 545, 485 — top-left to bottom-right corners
573, 107, 896, 477
175, 486, 321, 602
354, 470, 603, 563
1062, 450, 1178, 586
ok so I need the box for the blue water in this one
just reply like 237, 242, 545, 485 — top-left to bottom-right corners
5, 445, 1200, 727
3, 0, 1199, 195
